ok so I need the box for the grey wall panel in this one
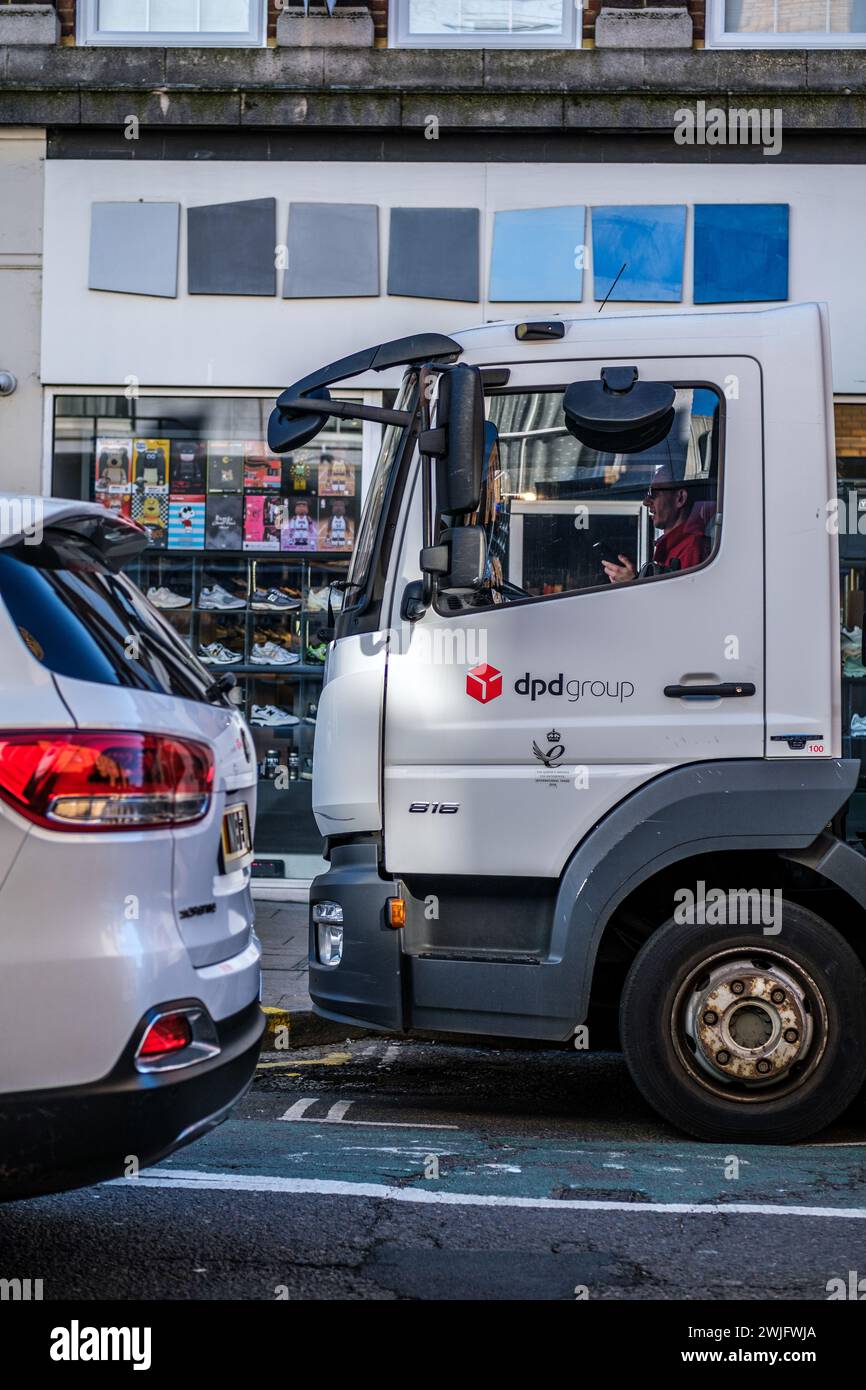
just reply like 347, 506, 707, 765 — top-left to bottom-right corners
283, 202, 379, 299
187, 196, 276, 296
387, 207, 479, 302
88, 201, 179, 298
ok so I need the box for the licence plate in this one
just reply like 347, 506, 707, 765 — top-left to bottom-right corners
221, 802, 252, 867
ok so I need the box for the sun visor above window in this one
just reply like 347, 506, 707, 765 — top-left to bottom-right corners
563, 367, 676, 455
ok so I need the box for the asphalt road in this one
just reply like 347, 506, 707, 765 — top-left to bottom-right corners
3, 1037, 866, 1301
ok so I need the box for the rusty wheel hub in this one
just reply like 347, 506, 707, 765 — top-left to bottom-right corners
676, 953, 825, 1096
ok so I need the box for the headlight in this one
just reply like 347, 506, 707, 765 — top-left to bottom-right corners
312, 901, 344, 925
313, 901, 343, 966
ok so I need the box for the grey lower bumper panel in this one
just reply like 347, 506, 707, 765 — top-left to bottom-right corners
309, 842, 404, 1032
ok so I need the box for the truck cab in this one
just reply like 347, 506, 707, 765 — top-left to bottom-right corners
270, 302, 866, 1144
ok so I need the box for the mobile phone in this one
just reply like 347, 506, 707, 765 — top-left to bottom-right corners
593, 540, 623, 566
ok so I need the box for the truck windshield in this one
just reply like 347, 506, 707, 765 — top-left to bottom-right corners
346, 373, 418, 595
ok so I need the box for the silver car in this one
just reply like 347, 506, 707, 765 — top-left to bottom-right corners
0, 497, 263, 1199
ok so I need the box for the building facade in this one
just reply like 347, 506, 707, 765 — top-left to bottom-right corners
1, 1, 865, 889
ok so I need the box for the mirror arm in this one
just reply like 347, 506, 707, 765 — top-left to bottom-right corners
420, 543, 449, 575
418, 367, 438, 615
275, 397, 413, 428
418, 426, 447, 456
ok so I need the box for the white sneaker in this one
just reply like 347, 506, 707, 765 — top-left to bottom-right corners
148, 585, 191, 609
852, 714, 866, 738
199, 642, 242, 665
251, 704, 300, 727
251, 641, 299, 666
307, 585, 343, 612
200, 584, 246, 611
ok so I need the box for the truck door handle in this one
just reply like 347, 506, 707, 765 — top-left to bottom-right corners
664, 682, 756, 699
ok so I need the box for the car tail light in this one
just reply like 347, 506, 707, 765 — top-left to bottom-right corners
0, 731, 214, 830
138, 1012, 193, 1058
135, 1006, 220, 1073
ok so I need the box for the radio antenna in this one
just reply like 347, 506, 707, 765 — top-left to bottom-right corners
598, 263, 627, 313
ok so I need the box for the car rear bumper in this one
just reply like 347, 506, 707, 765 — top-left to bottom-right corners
0, 998, 264, 1201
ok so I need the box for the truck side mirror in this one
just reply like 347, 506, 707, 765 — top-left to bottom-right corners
563, 366, 676, 454
267, 387, 332, 453
420, 524, 487, 591
426, 364, 485, 514
442, 525, 487, 591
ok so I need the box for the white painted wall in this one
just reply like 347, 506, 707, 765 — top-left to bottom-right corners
0, 129, 46, 494
41, 158, 866, 393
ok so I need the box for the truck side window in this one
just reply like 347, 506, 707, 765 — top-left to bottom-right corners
459, 385, 721, 606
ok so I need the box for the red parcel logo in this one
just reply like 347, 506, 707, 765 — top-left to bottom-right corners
466, 663, 502, 704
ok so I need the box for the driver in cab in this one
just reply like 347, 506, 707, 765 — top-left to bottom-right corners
602, 461, 711, 584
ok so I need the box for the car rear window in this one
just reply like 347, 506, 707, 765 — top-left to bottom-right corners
0, 529, 212, 702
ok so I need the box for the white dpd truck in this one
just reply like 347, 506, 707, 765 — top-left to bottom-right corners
269, 303, 866, 1143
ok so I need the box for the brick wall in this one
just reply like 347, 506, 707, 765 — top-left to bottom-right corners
13, 0, 707, 46
368, 0, 388, 42
835, 405, 866, 459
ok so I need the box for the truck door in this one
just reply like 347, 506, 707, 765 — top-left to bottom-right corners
383, 355, 763, 879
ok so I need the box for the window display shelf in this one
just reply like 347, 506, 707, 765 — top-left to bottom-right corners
203, 663, 326, 676
51, 391, 363, 881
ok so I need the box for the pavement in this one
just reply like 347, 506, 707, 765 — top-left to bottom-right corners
255, 900, 371, 1048
7, 1036, 866, 1301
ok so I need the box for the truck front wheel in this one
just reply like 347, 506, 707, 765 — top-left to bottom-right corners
619, 902, 866, 1143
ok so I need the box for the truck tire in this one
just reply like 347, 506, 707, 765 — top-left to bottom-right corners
619, 901, 866, 1143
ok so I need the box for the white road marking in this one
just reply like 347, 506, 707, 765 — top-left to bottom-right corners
325, 1100, 353, 1122
281, 1116, 460, 1130
111, 1169, 866, 1219
807, 1141, 866, 1148
279, 1097, 318, 1121
279, 1097, 353, 1122
278, 1095, 458, 1129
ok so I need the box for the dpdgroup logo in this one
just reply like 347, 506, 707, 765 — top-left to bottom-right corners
466, 664, 635, 705
466, 663, 502, 704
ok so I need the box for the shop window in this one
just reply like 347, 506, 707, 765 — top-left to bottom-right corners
52, 393, 364, 880
708, 0, 866, 47
391, 0, 580, 48
447, 385, 721, 611
78, 0, 267, 46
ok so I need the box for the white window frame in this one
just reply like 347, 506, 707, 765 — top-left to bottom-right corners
78, 0, 268, 47
707, 0, 866, 47
390, 0, 582, 49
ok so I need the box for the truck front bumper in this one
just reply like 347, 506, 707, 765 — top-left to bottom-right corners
309, 842, 405, 1032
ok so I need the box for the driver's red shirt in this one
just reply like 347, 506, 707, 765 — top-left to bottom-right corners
653, 514, 710, 574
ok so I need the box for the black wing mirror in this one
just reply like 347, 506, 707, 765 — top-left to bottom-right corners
563, 366, 676, 454
420, 363, 485, 515
421, 524, 487, 591
267, 387, 332, 453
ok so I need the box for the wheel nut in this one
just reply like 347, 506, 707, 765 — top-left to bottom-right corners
731, 980, 745, 995
716, 1050, 731, 1065
771, 988, 786, 1004
756, 1059, 772, 1074
784, 1028, 798, 1043
703, 1010, 718, 1025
